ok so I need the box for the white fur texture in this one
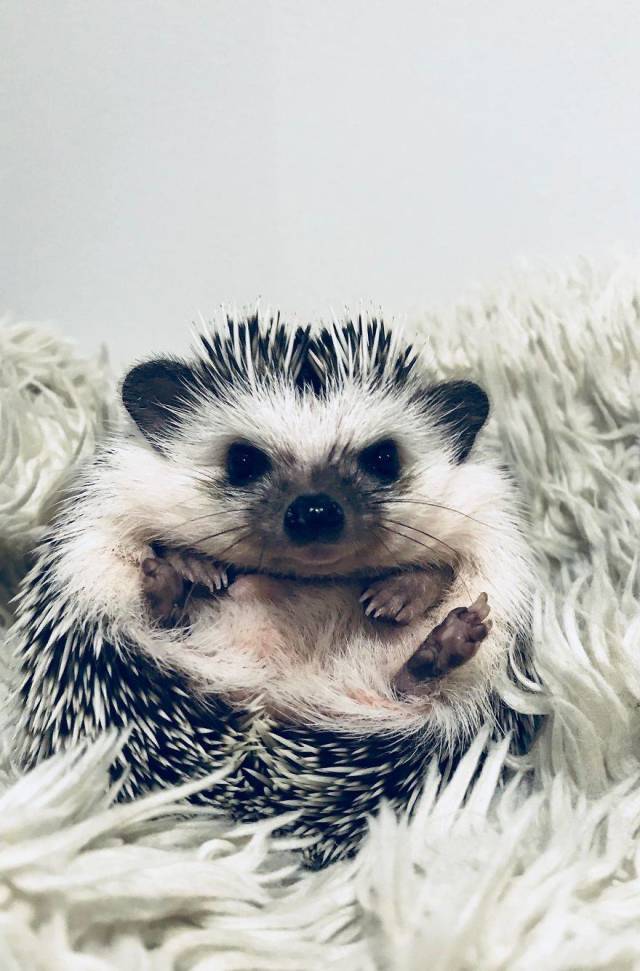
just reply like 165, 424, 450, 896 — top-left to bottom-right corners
0, 257, 639, 968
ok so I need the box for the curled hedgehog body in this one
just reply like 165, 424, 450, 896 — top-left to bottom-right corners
10, 315, 540, 867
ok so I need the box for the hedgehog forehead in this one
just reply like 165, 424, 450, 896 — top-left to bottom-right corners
194, 375, 425, 467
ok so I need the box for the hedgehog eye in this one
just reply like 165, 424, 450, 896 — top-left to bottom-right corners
358, 438, 400, 482
226, 442, 271, 486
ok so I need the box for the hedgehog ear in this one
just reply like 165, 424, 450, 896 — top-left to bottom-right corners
121, 358, 197, 442
422, 380, 490, 462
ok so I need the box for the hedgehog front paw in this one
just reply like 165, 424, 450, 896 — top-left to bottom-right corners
360, 569, 449, 625
141, 550, 228, 626
141, 556, 187, 625
162, 550, 229, 593
393, 593, 492, 693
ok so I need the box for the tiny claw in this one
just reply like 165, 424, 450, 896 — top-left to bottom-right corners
466, 593, 490, 623
469, 591, 488, 609
394, 605, 415, 625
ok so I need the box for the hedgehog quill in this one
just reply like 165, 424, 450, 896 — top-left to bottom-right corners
10, 315, 541, 866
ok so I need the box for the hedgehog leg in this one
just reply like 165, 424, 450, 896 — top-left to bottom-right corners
141, 549, 229, 626
140, 556, 188, 625
360, 567, 451, 624
393, 593, 492, 693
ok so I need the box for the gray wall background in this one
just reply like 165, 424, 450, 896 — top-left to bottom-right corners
2, 1, 639, 369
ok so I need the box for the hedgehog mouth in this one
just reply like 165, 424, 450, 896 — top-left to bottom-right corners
259, 542, 365, 577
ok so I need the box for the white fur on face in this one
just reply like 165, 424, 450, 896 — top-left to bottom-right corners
105, 371, 488, 579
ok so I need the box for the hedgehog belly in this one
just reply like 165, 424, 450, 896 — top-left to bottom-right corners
11, 551, 539, 868
11, 577, 431, 867
9, 553, 445, 866
169, 569, 462, 729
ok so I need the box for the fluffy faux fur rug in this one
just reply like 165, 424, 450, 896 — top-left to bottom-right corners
0, 259, 639, 970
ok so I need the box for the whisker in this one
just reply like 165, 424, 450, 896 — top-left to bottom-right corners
175, 585, 196, 628
190, 469, 221, 485
377, 523, 439, 557
170, 508, 252, 532
378, 524, 473, 602
190, 469, 254, 495
374, 496, 496, 531
385, 518, 463, 563
373, 528, 396, 562
216, 531, 253, 561
187, 523, 247, 547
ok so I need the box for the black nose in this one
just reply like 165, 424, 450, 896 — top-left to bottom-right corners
284, 493, 345, 544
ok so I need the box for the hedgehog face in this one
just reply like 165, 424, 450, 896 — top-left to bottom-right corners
120, 317, 490, 577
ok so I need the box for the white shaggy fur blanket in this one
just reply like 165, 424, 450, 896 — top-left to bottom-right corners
0, 260, 639, 970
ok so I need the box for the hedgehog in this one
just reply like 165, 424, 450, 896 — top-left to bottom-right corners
9, 314, 540, 867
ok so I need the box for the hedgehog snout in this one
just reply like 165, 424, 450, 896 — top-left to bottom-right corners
283, 493, 345, 544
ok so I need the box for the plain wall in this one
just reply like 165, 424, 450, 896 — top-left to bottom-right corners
2, 0, 639, 368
